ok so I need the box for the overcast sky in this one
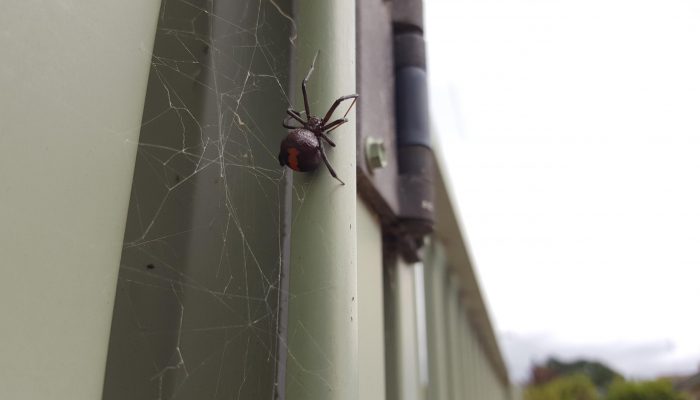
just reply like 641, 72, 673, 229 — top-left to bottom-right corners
425, 0, 700, 382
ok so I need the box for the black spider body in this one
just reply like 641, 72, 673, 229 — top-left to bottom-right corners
278, 128, 321, 172
279, 60, 358, 185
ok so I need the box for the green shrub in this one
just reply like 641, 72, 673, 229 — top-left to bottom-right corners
605, 379, 689, 400
525, 374, 600, 400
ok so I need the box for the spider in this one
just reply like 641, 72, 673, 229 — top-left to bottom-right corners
278, 61, 358, 185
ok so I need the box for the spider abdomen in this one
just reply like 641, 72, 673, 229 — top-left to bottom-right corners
278, 128, 322, 172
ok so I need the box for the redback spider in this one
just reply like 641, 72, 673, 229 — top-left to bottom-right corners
278, 58, 358, 185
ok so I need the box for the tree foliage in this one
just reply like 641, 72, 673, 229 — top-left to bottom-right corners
545, 358, 621, 389
605, 379, 690, 400
525, 357, 692, 400
525, 374, 600, 400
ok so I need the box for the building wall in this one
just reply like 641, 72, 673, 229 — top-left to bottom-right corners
419, 241, 515, 400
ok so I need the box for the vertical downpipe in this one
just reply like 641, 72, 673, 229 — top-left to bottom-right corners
285, 2, 358, 400
0, 1, 161, 399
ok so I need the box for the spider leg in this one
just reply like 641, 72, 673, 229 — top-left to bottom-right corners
302, 78, 311, 119
321, 118, 348, 133
340, 97, 357, 119
283, 118, 302, 129
298, 51, 322, 118
302, 58, 318, 118
319, 132, 336, 147
322, 94, 358, 125
325, 124, 345, 134
318, 142, 345, 185
286, 108, 306, 125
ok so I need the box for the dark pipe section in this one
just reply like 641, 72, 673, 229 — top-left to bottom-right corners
394, 24, 435, 261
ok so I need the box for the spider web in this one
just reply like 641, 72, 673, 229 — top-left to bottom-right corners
102, 1, 310, 398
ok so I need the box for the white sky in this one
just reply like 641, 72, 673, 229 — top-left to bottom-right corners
425, 0, 700, 382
